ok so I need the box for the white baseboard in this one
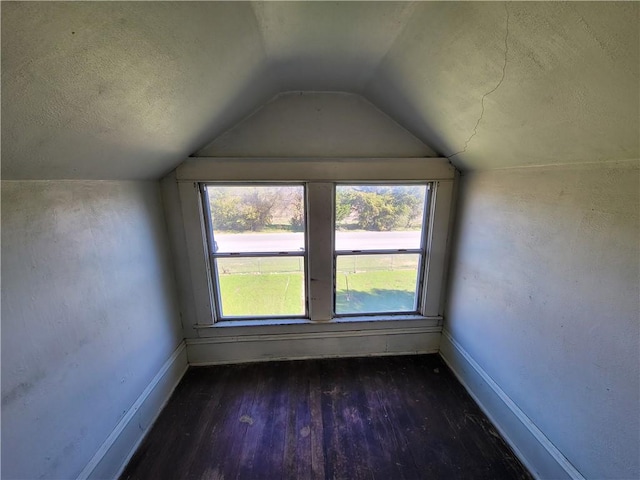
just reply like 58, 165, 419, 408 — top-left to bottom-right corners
77, 329, 581, 480
187, 325, 441, 365
439, 331, 584, 480
77, 341, 188, 480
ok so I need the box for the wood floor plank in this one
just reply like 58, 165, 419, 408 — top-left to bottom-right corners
182, 367, 234, 479
336, 359, 376, 480
235, 363, 270, 479
228, 365, 260, 478
262, 360, 290, 480
308, 369, 326, 480
294, 363, 313, 480
358, 359, 405, 480
282, 361, 302, 480
370, 358, 413, 480
120, 354, 532, 480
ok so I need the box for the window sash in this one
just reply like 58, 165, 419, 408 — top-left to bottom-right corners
201, 183, 309, 321
332, 182, 431, 317
210, 253, 308, 320
334, 252, 425, 316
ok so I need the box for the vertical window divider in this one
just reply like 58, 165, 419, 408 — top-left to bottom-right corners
421, 180, 455, 317
177, 181, 216, 329
306, 183, 334, 322
199, 184, 222, 322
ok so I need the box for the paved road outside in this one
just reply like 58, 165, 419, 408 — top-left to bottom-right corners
215, 231, 422, 253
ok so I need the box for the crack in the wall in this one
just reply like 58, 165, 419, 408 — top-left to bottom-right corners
449, 3, 510, 160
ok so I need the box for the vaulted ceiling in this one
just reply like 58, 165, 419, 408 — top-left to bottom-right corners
2, 1, 638, 180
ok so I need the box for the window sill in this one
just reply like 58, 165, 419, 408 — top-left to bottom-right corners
195, 314, 440, 328
193, 314, 443, 339
200, 318, 314, 328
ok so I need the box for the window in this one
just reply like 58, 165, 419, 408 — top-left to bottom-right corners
202, 184, 307, 319
177, 158, 455, 328
334, 185, 429, 315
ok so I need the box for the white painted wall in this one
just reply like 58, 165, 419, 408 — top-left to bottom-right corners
444, 161, 639, 479
195, 91, 435, 158
1, 181, 184, 479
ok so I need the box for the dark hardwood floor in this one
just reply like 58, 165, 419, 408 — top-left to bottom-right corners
121, 355, 532, 480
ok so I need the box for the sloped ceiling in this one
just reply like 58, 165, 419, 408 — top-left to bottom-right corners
2, 1, 638, 180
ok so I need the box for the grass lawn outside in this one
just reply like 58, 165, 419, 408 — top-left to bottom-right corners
219, 272, 305, 317
217, 256, 304, 275
335, 269, 417, 314
216, 252, 420, 317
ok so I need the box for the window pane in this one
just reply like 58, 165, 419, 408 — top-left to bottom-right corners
335, 254, 420, 314
335, 185, 427, 251
216, 257, 305, 317
206, 185, 305, 253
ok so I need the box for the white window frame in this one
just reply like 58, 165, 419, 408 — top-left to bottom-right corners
200, 182, 309, 321
333, 182, 431, 317
176, 157, 455, 329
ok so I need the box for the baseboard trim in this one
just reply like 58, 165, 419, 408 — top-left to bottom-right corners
187, 326, 442, 365
439, 331, 584, 480
77, 341, 188, 480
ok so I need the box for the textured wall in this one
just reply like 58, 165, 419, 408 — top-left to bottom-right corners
1, 181, 183, 479
445, 161, 640, 478
196, 91, 434, 158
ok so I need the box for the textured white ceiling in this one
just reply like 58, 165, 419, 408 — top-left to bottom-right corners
251, 1, 418, 92
2, 1, 638, 179
366, 2, 640, 170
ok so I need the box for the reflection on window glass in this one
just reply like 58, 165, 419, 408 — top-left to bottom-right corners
216, 257, 305, 317
335, 185, 427, 250
335, 254, 421, 314
206, 185, 305, 253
